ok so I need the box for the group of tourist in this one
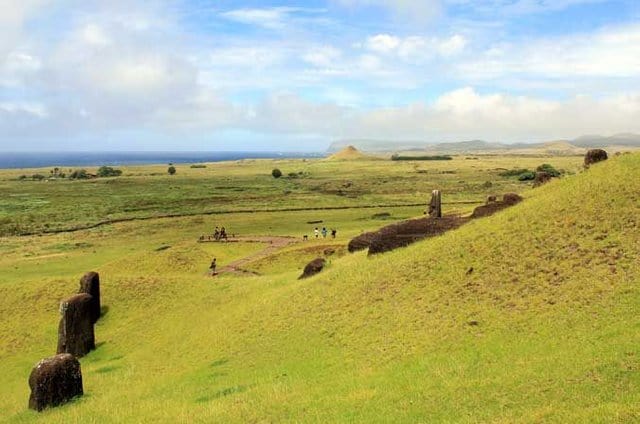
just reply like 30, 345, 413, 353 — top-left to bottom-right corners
304, 227, 337, 240
199, 226, 230, 242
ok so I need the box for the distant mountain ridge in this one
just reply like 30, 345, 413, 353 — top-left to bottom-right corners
327, 133, 640, 153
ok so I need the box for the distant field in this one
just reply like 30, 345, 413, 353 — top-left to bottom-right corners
0, 155, 583, 236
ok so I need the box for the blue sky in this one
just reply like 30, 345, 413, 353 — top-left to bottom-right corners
1, 0, 639, 151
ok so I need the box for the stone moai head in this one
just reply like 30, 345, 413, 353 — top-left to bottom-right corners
28, 353, 83, 412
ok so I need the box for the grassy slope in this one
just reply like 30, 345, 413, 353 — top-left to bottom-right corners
1, 155, 638, 422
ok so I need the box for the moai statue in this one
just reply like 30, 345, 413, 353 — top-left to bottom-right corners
428, 190, 442, 218
57, 294, 95, 358
78, 272, 100, 323
28, 353, 83, 411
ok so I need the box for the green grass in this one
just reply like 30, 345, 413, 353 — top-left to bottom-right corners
0, 154, 638, 422
0, 156, 583, 236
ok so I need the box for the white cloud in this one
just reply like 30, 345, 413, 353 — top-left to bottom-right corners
366, 34, 401, 53
219, 7, 327, 30
0, 102, 48, 118
79, 23, 111, 46
460, 24, 640, 80
348, 87, 640, 141
335, 0, 442, 23
302, 46, 343, 67
365, 33, 467, 62
248, 92, 349, 134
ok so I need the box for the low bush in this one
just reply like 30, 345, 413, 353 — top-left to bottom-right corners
518, 171, 536, 181
97, 166, 123, 177
536, 163, 561, 177
69, 169, 90, 179
391, 154, 453, 161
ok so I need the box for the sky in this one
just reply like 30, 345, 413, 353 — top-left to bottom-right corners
1, 0, 639, 151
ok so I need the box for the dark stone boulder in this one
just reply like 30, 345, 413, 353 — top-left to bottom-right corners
502, 193, 523, 205
57, 294, 95, 358
323, 248, 336, 256
584, 149, 608, 168
78, 272, 100, 323
533, 171, 552, 187
28, 353, 83, 412
299, 258, 326, 279
348, 232, 376, 253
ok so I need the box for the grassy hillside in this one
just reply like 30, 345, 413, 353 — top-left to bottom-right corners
1, 154, 638, 422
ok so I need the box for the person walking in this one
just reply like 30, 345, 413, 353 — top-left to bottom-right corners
209, 258, 217, 275
331, 229, 337, 239
322, 227, 327, 238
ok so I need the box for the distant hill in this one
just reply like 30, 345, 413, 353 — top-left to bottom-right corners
328, 133, 640, 154
572, 133, 640, 148
327, 139, 431, 152
325, 145, 372, 160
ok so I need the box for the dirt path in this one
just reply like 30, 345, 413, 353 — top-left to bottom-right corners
216, 236, 300, 276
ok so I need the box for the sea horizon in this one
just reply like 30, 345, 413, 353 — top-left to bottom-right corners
0, 151, 325, 170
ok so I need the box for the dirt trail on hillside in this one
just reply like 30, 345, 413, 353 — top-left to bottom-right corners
217, 236, 300, 276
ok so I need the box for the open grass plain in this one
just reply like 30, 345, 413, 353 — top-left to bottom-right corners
0, 153, 638, 422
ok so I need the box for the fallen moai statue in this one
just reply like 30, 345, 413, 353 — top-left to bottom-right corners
348, 231, 377, 253
78, 272, 100, 324
28, 353, 83, 412
349, 192, 524, 255
57, 294, 95, 358
368, 215, 467, 255
299, 258, 326, 279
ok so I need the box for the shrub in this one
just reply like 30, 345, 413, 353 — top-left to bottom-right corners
18, 175, 27, 181
31, 174, 46, 181
518, 171, 536, 181
190, 164, 207, 168
536, 163, 561, 177
391, 154, 453, 161
168, 166, 177, 175
97, 166, 123, 177
69, 169, 89, 179
271, 168, 282, 179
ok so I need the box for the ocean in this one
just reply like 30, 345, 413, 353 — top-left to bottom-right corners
0, 151, 324, 169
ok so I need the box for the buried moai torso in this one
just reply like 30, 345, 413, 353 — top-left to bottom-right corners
57, 293, 95, 358
28, 353, 83, 412
428, 190, 442, 218
78, 272, 100, 324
